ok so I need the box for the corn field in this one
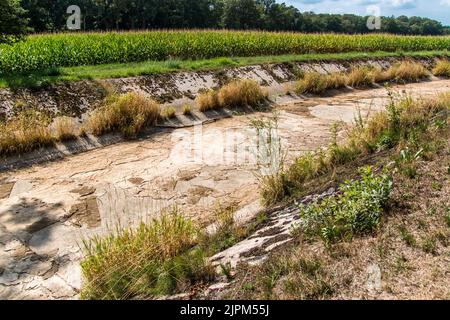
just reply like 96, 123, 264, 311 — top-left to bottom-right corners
0, 30, 449, 75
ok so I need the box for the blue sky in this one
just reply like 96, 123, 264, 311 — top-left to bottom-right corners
284, 0, 450, 25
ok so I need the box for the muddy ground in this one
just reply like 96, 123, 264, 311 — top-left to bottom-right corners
1, 79, 449, 299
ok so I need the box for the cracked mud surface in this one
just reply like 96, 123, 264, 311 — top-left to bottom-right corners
1, 79, 449, 299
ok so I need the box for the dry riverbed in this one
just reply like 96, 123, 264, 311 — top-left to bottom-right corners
1, 79, 449, 299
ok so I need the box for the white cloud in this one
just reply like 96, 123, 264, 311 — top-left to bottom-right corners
388, 0, 417, 8
295, 0, 325, 3
440, 0, 450, 6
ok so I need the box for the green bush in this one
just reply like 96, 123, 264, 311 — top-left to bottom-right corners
298, 167, 393, 243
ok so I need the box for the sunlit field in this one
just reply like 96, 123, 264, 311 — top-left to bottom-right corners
1, 30, 449, 74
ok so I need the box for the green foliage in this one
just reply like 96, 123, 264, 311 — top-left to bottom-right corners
20, 0, 450, 36
1, 31, 449, 75
0, 0, 29, 44
395, 147, 423, 178
298, 167, 393, 243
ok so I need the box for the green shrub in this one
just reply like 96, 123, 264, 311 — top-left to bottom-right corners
297, 167, 393, 243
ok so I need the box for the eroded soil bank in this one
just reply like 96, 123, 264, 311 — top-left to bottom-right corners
0, 56, 437, 121
1, 79, 449, 299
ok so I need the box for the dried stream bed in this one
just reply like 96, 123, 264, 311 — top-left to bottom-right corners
0, 79, 449, 299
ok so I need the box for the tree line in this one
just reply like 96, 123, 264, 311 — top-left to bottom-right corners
2, 0, 450, 43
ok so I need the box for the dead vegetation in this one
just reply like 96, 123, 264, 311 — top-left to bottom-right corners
386, 60, 429, 83
432, 59, 450, 78
182, 104, 192, 116
163, 106, 177, 119
0, 110, 54, 157
53, 116, 78, 141
83, 92, 161, 137
295, 60, 430, 95
196, 79, 267, 111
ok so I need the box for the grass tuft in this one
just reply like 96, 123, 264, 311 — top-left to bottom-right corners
0, 110, 54, 157
387, 60, 429, 83
80, 210, 214, 300
295, 72, 339, 94
432, 59, 450, 78
182, 104, 192, 116
217, 79, 267, 108
346, 66, 374, 88
197, 79, 267, 111
83, 92, 160, 137
53, 116, 78, 141
163, 106, 177, 119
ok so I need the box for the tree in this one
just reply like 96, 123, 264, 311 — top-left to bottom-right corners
13, 0, 449, 35
21, 0, 53, 32
222, 0, 263, 29
0, 0, 29, 43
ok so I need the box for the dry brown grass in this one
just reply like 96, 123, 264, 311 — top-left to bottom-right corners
295, 72, 334, 94
217, 79, 267, 108
80, 210, 213, 299
163, 106, 176, 119
196, 89, 220, 112
182, 104, 192, 115
83, 92, 160, 137
296, 60, 430, 96
371, 67, 396, 83
387, 60, 430, 83
432, 59, 450, 78
0, 110, 54, 157
53, 116, 78, 141
196, 79, 267, 111
295, 68, 374, 94
346, 66, 375, 88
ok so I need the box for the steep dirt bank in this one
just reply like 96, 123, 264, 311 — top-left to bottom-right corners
1, 79, 449, 299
